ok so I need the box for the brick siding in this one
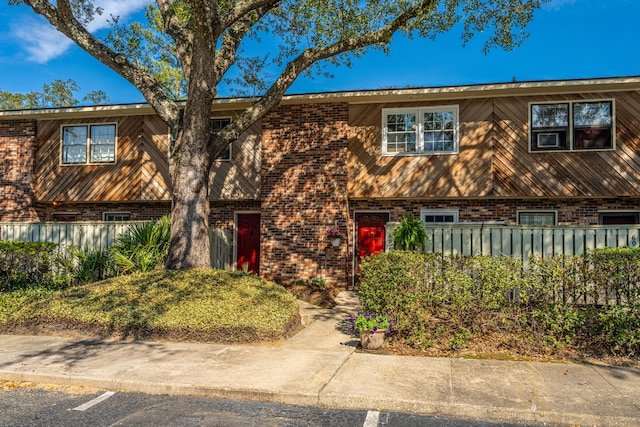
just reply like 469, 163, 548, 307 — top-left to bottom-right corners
260, 103, 350, 287
0, 120, 41, 221
349, 198, 640, 225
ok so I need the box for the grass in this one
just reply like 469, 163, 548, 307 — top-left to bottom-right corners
0, 269, 301, 343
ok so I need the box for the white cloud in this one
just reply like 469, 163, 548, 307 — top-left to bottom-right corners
12, 0, 150, 64
14, 17, 73, 63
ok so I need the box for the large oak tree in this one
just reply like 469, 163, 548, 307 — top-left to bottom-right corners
9, 0, 547, 269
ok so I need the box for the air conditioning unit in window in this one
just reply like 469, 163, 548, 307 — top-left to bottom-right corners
537, 133, 560, 148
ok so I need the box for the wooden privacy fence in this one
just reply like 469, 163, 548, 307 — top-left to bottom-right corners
0, 222, 231, 270
385, 223, 640, 259
208, 227, 231, 270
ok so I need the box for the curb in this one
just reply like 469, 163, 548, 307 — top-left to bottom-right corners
3, 369, 637, 427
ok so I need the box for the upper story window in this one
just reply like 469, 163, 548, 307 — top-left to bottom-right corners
62, 124, 116, 164
530, 100, 614, 152
383, 106, 459, 156
211, 117, 231, 161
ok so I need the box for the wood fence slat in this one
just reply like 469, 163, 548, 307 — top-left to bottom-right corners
500, 228, 511, 256
442, 228, 452, 256
542, 229, 554, 258
554, 228, 564, 256
596, 229, 607, 248
511, 228, 522, 259
630, 228, 640, 248
431, 229, 440, 254
452, 228, 462, 256
482, 227, 491, 255
617, 229, 628, 247
563, 229, 575, 256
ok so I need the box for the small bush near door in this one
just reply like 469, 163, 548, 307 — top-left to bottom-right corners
358, 249, 640, 360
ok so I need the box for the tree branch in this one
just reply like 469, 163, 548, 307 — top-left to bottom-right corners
209, 0, 436, 161
156, 0, 192, 76
212, 3, 277, 88
23, 0, 181, 125
219, 0, 280, 34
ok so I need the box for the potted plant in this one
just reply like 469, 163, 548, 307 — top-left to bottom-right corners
349, 312, 392, 350
392, 214, 428, 251
325, 227, 345, 247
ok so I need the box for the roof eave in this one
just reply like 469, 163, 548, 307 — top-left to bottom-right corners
2, 75, 639, 120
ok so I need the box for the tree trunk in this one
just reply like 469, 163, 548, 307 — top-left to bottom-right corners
165, 98, 213, 270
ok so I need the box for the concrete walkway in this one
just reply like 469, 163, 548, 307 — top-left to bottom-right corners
1, 291, 639, 426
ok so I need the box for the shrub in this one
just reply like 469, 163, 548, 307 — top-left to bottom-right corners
358, 249, 640, 357
0, 241, 70, 291
592, 305, 640, 357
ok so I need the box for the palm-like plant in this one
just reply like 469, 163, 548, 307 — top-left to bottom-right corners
110, 216, 171, 274
72, 246, 113, 284
392, 214, 428, 251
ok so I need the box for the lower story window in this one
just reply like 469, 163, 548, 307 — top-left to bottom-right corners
518, 211, 557, 226
103, 212, 131, 221
421, 210, 458, 224
599, 212, 639, 225
51, 213, 79, 222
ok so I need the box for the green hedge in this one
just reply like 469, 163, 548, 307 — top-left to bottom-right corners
358, 249, 640, 357
0, 241, 70, 291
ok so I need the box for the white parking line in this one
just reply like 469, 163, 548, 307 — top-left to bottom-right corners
73, 391, 115, 411
363, 410, 380, 427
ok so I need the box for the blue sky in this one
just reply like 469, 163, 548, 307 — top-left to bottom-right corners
0, 0, 638, 105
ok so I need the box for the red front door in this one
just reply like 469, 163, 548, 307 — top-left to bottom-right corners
355, 213, 389, 283
237, 213, 260, 274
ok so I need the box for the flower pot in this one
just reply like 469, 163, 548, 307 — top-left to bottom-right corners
331, 238, 341, 247
359, 329, 386, 350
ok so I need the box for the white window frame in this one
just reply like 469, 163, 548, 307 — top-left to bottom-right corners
420, 209, 459, 224
382, 105, 459, 156
103, 212, 131, 221
517, 210, 557, 226
528, 99, 615, 153
60, 123, 117, 165
211, 117, 232, 161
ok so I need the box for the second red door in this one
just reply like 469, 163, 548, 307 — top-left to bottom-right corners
236, 213, 261, 274
355, 213, 389, 283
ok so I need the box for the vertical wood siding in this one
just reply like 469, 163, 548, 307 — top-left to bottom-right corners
33, 115, 261, 202
349, 90, 640, 199
141, 115, 171, 200
347, 98, 494, 198
35, 116, 146, 202
493, 91, 640, 197
209, 120, 261, 200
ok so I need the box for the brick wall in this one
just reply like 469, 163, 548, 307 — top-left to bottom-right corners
0, 120, 41, 221
349, 197, 640, 225
261, 103, 350, 287
43, 201, 172, 221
